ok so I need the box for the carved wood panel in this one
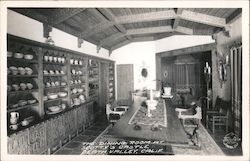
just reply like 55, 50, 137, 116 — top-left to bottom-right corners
76, 105, 86, 129
8, 129, 30, 154
46, 117, 60, 148
28, 122, 47, 154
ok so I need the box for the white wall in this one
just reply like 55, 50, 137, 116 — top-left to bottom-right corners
111, 41, 156, 91
111, 35, 214, 92
7, 9, 111, 59
155, 35, 215, 53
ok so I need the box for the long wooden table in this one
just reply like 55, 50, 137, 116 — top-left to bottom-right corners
108, 96, 189, 145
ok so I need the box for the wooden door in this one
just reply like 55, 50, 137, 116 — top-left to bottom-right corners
117, 64, 134, 106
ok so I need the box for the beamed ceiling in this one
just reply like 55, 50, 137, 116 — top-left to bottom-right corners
10, 8, 241, 53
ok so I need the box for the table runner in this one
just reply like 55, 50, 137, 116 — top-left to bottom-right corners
128, 99, 167, 127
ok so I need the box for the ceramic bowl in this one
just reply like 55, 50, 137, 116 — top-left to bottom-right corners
48, 56, 53, 62
55, 70, 60, 74
48, 106, 60, 112
7, 51, 13, 57
48, 93, 58, 100
53, 57, 57, 62
51, 82, 55, 87
77, 88, 83, 93
44, 55, 49, 61
49, 70, 54, 75
46, 82, 51, 87
10, 66, 18, 75
28, 99, 36, 104
61, 57, 65, 63
58, 92, 67, 98
58, 57, 62, 63
14, 52, 24, 59
18, 100, 28, 106
61, 82, 66, 86
25, 67, 33, 75
26, 83, 33, 89
74, 60, 78, 65
18, 67, 26, 75
61, 103, 66, 109
70, 59, 74, 64
21, 120, 29, 126
9, 124, 18, 130
55, 81, 60, 86
11, 104, 19, 108
79, 61, 82, 65
24, 54, 33, 60
72, 69, 76, 75
12, 84, 20, 91
61, 70, 65, 74
20, 83, 27, 90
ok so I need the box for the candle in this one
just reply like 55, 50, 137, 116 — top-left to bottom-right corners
206, 62, 208, 68
208, 66, 211, 74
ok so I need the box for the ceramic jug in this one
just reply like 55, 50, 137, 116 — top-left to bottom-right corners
10, 112, 19, 124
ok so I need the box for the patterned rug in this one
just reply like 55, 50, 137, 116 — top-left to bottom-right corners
128, 99, 167, 127
81, 124, 224, 155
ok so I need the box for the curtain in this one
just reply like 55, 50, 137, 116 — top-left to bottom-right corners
230, 43, 242, 137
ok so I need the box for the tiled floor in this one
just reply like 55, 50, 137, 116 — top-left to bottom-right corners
54, 115, 109, 155
55, 115, 242, 156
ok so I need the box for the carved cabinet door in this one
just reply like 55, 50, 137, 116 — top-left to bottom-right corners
8, 130, 30, 154
46, 117, 60, 148
28, 122, 46, 154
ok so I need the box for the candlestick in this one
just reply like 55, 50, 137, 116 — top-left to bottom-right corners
150, 89, 153, 100
208, 66, 211, 74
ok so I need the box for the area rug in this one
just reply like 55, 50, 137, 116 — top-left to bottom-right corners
128, 99, 167, 127
81, 124, 224, 155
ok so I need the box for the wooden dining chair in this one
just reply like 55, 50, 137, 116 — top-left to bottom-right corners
206, 99, 230, 133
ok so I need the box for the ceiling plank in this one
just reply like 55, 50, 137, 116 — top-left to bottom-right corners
110, 40, 131, 51
97, 8, 127, 33
10, 8, 49, 23
116, 10, 176, 24
181, 10, 227, 28
172, 8, 183, 29
50, 8, 86, 25
226, 8, 242, 24
81, 21, 113, 37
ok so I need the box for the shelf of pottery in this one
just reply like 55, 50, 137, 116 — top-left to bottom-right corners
69, 56, 87, 107
7, 43, 40, 132
108, 63, 115, 102
88, 59, 99, 100
43, 49, 69, 116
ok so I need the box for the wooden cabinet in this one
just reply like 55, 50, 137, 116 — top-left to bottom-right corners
7, 34, 114, 154
28, 123, 47, 154
8, 129, 30, 154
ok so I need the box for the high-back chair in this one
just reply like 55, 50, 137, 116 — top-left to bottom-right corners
206, 99, 230, 133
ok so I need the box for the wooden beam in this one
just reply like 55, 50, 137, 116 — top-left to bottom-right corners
131, 37, 155, 42
110, 40, 131, 51
172, 8, 183, 29
127, 26, 173, 35
157, 43, 216, 57
226, 8, 242, 24
43, 23, 52, 38
116, 10, 176, 24
175, 26, 193, 35
181, 10, 227, 28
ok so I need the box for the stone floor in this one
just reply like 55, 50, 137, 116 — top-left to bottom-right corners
55, 115, 242, 156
